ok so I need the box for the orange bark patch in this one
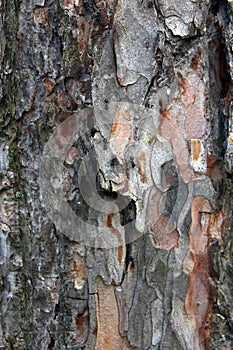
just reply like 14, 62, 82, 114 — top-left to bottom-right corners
158, 112, 192, 183
178, 73, 196, 105
158, 70, 207, 182
191, 139, 201, 162
34, 8, 48, 26
158, 68, 206, 183
159, 99, 170, 118
65, 146, 79, 165
185, 196, 215, 348
111, 105, 132, 140
123, 108, 131, 120
179, 72, 205, 140
206, 154, 223, 189
43, 77, 56, 100
95, 280, 133, 350
191, 49, 201, 71
75, 312, 89, 342
111, 121, 117, 136
72, 259, 86, 278
63, 0, 78, 6
115, 1, 119, 13
137, 152, 147, 183
107, 213, 113, 228
78, 17, 91, 59
101, 336, 112, 350
229, 134, 233, 145
107, 213, 123, 264
147, 188, 179, 250
118, 246, 123, 264
189, 197, 212, 254
111, 122, 132, 140
151, 215, 179, 250
224, 84, 231, 111
110, 105, 133, 159
185, 260, 213, 325
185, 255, 215, 349
117, 76, 122, 86
208, 207, 229, 241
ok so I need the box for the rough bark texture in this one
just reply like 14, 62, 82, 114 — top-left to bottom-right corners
0, 0, 233, 349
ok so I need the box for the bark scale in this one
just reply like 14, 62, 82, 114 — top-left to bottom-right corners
0, 0, 233, 349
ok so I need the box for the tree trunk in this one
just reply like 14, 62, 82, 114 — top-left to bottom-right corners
0, 0, 233, 349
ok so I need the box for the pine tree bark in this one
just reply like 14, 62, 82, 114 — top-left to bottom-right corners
0, 0, 233, 349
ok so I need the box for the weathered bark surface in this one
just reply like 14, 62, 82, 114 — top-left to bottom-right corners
0, 0, 233, 349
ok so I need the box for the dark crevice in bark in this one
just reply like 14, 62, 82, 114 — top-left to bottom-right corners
144, 75, 156, 107
54, 302, 60, 320
208, 2, 233, 348
210, 0, 222, 16
210, 184, 233, 348
47, 335, 55, 349
125, 243, 135, 272
120, 199, 136, 227
208, 0, 231, 158
111, 0, 121, 86
82, 0, 101, 19
120, 199, 137, 279
96, 178, 118, 201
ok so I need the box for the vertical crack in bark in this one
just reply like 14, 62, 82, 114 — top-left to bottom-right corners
209, 0, 231, 159
208, 2, 233, 348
